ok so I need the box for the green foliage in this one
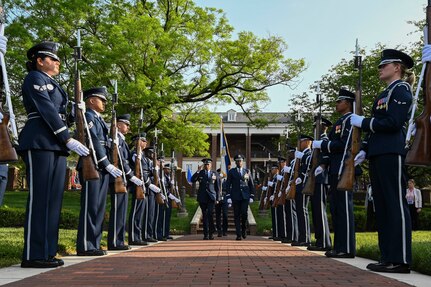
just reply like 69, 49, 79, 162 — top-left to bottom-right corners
3, 0, 306, 156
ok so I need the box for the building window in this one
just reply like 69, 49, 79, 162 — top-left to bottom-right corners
227, 110, 237, 122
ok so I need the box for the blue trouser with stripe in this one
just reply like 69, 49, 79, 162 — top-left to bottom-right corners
108, 185, 128, 248
295, 186, 311, 244
329, 174, 355, 254
310, 183, 332, 248
22, 150, 66, 261
128, 188, 146, 242
284, 199, 298, 242
369, 154, 411, 264
76, 170, 109, 252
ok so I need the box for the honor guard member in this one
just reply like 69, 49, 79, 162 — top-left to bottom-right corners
282, 147, 299, 244
267, 164, 280, 240
308, 117, 333, 251
18, 41, 89, 268
128, 133, 150, 245
215, 168, 229, 237
76, 87, 123, 256
192, 158, 220, 240
162, 163, 181, 240
291, 135, 313, 246
141, 146, 159, 242
313, 89, 356, 258
274, 157, 288, 241
226, 155, 255, 240
107, 114, 143, 250
351, 49, 414, 273
154, 156, 168, 241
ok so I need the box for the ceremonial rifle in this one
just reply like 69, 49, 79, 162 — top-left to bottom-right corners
405, 0, 431, 166
74, 30, 99, 180
337, 39, 363, 191
170, 151, 182, 209
302, 86, 323, 196
134, 108, 145, 200
0, 1, 18, 163
153, 128, 165, 205
258, 158, 270, 210
278, 148, 294, 205
110, 80, 126, 193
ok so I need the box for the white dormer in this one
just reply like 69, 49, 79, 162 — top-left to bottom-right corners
227, 109, 237, 122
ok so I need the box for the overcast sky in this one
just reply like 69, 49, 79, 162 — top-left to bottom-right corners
195, 0, 425, 112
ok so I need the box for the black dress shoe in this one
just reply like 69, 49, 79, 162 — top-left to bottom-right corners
203, 236, 209, 240
147, 238, 158, 242
241, 232, 247, 239
209, 235, 214, 240
108, 245, 131, 251
48, 256, 64, 266
130, 240, 148, 245
291, 241, 310, 247
325, 251, 355, 258
268, 236, 273, 240
223, 232, 227, 236
307, 245, 331, 251
77, 249, 107, 256
281, 238, 292, 244
368, 263, 410, 273
236, 236, 242, 241
157, 237, 167, 241
167, 236, 174, 240
21, 259, 60, 268
366, 262, 389, 270
217, 232, 223, 237
272, 237, 281, 241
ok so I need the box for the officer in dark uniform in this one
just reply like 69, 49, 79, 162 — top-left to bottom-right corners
192, 158, 220, 240
76, 87, 123, 256
351, 49, 414, 273
154, 156, 168, 241
313, 89, 356, 258
226, 154, 255, 240
142, 146, 160, 242
282, 147, 298, 244
215, 168, 228, 237
19, 41, 89, 268
291, 135, 313, 246
108, 114, 143, 250
162, 163, 180, 240
128, 132, 149, 245
265, 164, 279, 240
275, 157, 287, 242
308, 117, 333, 251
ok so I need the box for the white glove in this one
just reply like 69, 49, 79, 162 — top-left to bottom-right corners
312, 140, 322, 149
249, 198, 254, 204
422, 44, 431, 63
270, 195, 274, 201
268, 181, 274, 187
410, 123, 416, 136
295, 150, 304, 159
130, 176, 143, 186
228, 203, 232, 208
168, 193, 176, 200
170, 180, 175, 185
77, 100, 86, 111
350, 114, 364, 128
278, 191, 282, 197
161, 194, 166, 201
262, 186, 268, 191
282, 166, 291, 173
227, 198, 232, 204
285, 185, 290, 193
105, 164, 122, 177
354, 150, 367, 166
264, 197, 267, 205
276, 174, 283, 181
295, 177, 302, 185
149, 183, 161, 193
66, 138, 90, 156
0, 35, 7, 55
0, 111, 3, 124
314, 166, 324, 176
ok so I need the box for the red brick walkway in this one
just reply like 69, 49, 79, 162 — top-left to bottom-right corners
5, 235, 411, 287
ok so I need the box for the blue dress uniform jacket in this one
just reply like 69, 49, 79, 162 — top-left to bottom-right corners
295, 148, 312, 244
225, 168, 255, 201
361, 80, 412, 157
320, 112, 352, 175
18, 70, 70, 154
192, 170, 220, 203
19, 70, 71, 262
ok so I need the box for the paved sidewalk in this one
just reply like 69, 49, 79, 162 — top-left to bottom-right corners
1, 235, 429, 286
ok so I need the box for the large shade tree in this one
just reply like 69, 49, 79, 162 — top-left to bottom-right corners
2, 0, 306, 156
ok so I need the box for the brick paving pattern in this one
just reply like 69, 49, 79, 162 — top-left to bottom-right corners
5, 235, 412, 287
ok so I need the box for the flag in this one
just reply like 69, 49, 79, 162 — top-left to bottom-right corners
220, 120, 232, 176
187, 166, 193, 184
